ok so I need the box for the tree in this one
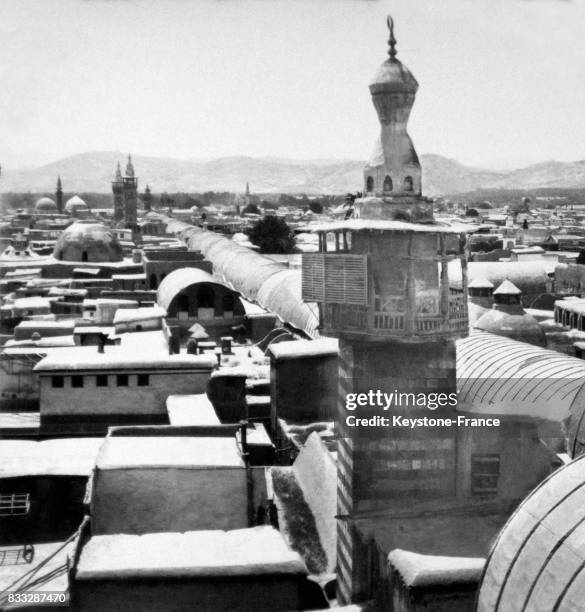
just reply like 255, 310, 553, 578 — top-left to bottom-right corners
308, 200, 323, 214
248, 216, 296, 254
243, 203, 261, 215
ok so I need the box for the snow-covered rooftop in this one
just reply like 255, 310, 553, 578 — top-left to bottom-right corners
113, 306, 166, 324
389, 549, 485, 588
33, 344, 215, 372
95, 436, 244, 470
0, 438, 103, 478
268, 338, 338, 360
75, 527, 306, 580
166, 394, 220, 426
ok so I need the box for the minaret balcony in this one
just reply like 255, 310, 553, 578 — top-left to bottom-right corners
302, 252, 468, 341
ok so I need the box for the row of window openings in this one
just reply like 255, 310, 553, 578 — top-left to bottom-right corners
366, 176, 414, 193
51, 374, 149, 388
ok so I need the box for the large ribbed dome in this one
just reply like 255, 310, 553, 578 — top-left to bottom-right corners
35, 197, 58, 213
477, 454, 585, 612
53, 222, 123, 262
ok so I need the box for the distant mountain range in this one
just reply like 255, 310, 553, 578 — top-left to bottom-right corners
2, 151, 585, 196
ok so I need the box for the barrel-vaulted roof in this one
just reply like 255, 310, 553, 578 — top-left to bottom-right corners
156, 267, 227, 311
456, 332, 585, 421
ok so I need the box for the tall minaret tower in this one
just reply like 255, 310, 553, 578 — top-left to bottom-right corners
301, 17, 469, 604
112, 162, 124, 222
55, 176, 63, 213
123, 154, 138, 227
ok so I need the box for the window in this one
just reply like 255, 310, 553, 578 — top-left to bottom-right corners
149, 273, 158, 290
96, 374, 108, 387
81, 251, 88, 262
51, 376, 64, 388
222, 294, 235, 313
383, 175, 393, 192
471, 454, 500, 497
116, 374, 128, 387
137, 374, 149, 387
366, 176, 374, 193
71, 375, 84, 388
403, 176, 414, 192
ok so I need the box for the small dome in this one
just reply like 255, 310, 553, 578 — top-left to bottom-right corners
473, 281, 547, 348
477, 454, 585, 612
53, 222, 124, 263
35, 197, 58, 212
65, 195, 88, 214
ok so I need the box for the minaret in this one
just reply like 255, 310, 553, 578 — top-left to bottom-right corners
301, 16, 469, 604
245, 182, 250, 197
143, 184, 152, 212
359, 16, 429, 222
123, 154, 138, 227
56, 176, 63, 213
112, 162, 124, 223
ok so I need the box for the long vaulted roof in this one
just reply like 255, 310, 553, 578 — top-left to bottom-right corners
165, 220, 319, 337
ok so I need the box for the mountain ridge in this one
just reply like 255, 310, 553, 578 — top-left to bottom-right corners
1, 151, 584, 196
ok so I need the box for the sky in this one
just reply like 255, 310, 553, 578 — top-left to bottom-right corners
0, 0, 584, 170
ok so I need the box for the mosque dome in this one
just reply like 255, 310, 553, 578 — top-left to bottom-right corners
53, 222, 124, 262
473, 280, 547, 347
65, 195, 89, 214
35, 197, 58, 213
477, 454, 585, 612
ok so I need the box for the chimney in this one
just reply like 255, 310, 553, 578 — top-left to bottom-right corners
240, 420, 248, 456
221, 336, 233, 355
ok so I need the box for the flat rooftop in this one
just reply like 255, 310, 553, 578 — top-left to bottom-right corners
268, 338, 338, 360
33, 345, 216, 372
0, 438, 103, 478
166, 394, 220, 426
75, 527, 306, 580
95, 436, 244, 470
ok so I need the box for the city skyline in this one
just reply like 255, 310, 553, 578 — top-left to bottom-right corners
1, 0, 583, 170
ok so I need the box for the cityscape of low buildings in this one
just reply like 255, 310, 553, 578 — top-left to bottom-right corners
2, 7, 585, 612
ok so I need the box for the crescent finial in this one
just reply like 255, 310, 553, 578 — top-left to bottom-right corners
387, 15, 397, 60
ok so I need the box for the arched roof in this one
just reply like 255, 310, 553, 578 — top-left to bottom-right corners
456, 332, 585, 421
449, 261, 554, 296
477, 454, 585, 612
166, 221, 319, 337
156, 267, 232, 311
